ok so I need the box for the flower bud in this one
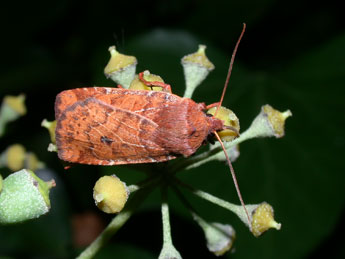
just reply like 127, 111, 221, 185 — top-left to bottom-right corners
207, 106, 240, 142
193, 213, 236, 256
182, 45, 215, 98
0, 94, 26, 136
0, 144, 26, 171
104, 46, 137, 88
250, 202, 281, 237
214, 144, 240, 162
234, 202, 281, 237
242, 104, 292, 140
41, 119, 57, 144
129, 70, 165, 91
24, 152, 45, 171
93, 175, 129, 214
261, 104, 292, 138
0, 169, 55, 224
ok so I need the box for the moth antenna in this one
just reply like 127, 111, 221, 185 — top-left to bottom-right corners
214, 23, 246, 117
213, 131, 251, 227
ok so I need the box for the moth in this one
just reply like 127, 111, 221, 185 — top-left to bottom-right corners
55, 24, 250, 222
55, 85, 225, 166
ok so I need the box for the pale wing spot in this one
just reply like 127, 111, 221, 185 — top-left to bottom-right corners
107, 160, 115, 165
147, 157, 157, 162
133, 104, 169, 113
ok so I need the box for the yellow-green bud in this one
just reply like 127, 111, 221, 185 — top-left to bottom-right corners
0, 169, 55, 224
261, 104, 292, 138
251, 202, 281, 237
41, 119, 57, 144
3, 94, 26, 115
182, 45, 215, 98
207, 106, 240, 142
0, 144, 26, 171
93, 175, 129, 214
24, 152, 45, 171
129, 71, 165, 91
233, 202, 281, 237
0, 94, 27, 136
104, 46, 137, 88
242, 104, 292, 140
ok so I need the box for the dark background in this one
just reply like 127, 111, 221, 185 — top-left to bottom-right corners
0, 0, 344, 258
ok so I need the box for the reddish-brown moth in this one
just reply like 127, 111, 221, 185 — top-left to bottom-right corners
55, 24, 250, 223
55, 86, 224, 165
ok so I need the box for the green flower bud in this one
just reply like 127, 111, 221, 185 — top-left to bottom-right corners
24, 152, 45, 171
3, 94, 27, 115
193, 213, 235, 256
0, 94, 26, 136
206, 223, 235, 256
250, 202, 281, 237
241, 104, 292, 140
0, 145, 45, 172
104, 46, 137, 88
207, 106, 240, 142
182, 45, 215, 98
41, 119, 57, 144
0, 169, 55, 224
93, 175, 129, 214
215, 144, 240, 163
0, 144, 26, 171
129, 71, 165, 91
233, 202, 281, 237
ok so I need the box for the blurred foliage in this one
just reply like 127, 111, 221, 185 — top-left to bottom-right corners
1, 0, 344, 258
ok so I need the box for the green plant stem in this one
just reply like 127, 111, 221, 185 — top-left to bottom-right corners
161, 187, 172, 245
158, 187, 182, 259
174, 177, 242, 216
77, 185, 154, 259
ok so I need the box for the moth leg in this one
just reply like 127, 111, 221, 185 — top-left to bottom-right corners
138, 72, 172, 93
117, 84, 125, 89
205, 102, 221, 110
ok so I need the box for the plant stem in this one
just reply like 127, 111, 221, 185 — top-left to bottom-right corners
161, 187, 172, 245
158, 187, 182, 259
174, 178, 242, 216
77, 185, 153, 259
